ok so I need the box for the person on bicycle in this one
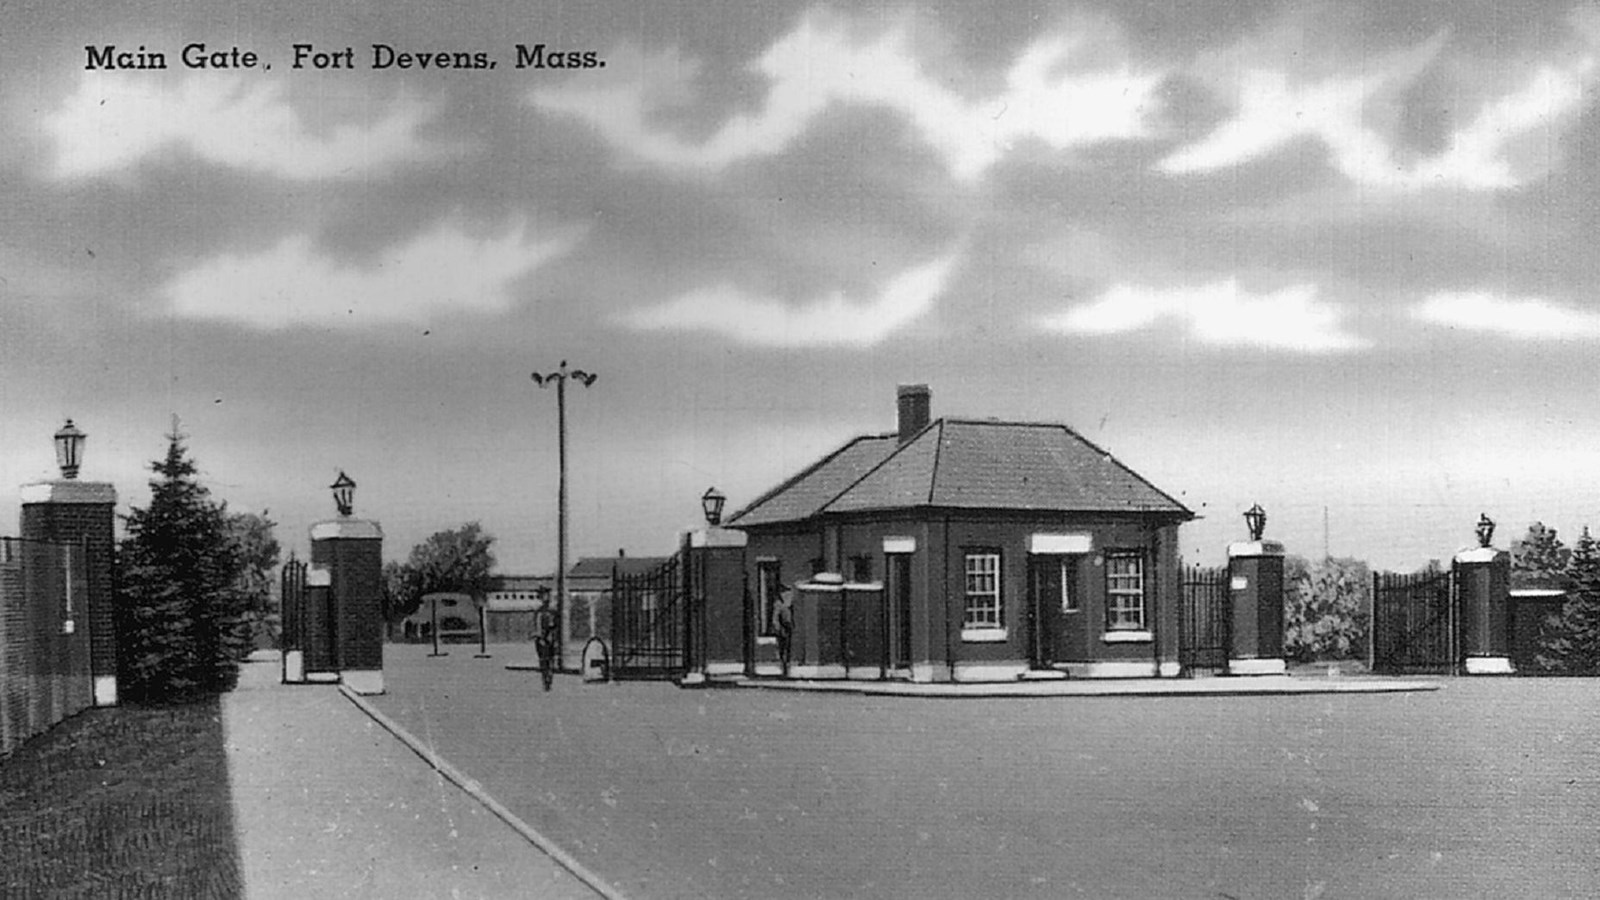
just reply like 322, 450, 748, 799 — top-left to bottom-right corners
534, 601, 559, 690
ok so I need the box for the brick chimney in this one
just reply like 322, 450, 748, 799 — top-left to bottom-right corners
897, 384, 931, 444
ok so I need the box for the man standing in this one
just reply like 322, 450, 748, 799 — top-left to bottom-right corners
775, 583, 794, 676
534, 600, 559, 691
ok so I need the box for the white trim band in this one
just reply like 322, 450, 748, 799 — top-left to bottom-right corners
310, 518, 384, 541
882, 536, 916, 554
1029, 533, 1092, 555
1228, 540, 1285, 558
306, 566, 331, 587
20, 481, 117, 505
689, 527, 748, 548
1228, 658, 1287, 676
1454, 547, 1502, 564
705, 661, 745, 676
93, 675, 117, 706
1463, 656, 1515, 675
961, 627, 1008, 643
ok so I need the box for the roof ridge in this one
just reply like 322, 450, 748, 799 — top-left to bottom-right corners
817, 417, 943, 515
726, 433, 893, 524
1051, 422, 1194, 518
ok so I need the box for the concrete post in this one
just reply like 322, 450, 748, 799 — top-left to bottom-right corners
1455, 546, 1512, 674
309, 517, 385, 694
21, 481, 118, 706
683, 526, 747, 683
1226, 539, 1287, 676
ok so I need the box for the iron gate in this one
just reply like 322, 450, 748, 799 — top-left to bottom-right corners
1371, 568, 1458, 674
610, 553, 688, 679
1180, 565, 1231, 673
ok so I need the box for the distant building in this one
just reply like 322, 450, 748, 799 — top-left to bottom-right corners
479, 553, 670, 651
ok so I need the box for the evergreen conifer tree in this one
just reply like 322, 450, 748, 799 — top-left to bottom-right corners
1535, 526, 1600, 674
1512, 521, 1570, 586
116, 432, 252, 703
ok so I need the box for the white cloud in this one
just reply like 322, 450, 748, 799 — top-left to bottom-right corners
1414, 292, 1600, 340
620, 253, 958, 347
1160, 37, 1594, 192
44, 72, 445, 179
532, 14, 1163, 180
164, 218, 579, 329
1037, 279, 1363, 352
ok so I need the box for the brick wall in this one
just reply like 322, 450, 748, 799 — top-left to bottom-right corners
0, 537, 92, 758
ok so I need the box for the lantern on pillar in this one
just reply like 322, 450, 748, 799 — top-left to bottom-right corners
54, 420, 86, 480
1243, 503, 1267, 542
701, 486, 726, 526
331, 471, 356, 517
1475, 513, 1495, 549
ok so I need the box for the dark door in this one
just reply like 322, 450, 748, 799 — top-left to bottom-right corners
1029, 557, 1061, 668
1031, 556, 1084, 667
886, 553, 912, 669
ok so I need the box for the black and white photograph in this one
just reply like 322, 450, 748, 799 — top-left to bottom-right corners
2, 1, 1598, 897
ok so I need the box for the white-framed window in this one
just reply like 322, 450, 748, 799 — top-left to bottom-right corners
756, 560, 782, 637
1104, 551, 1146, 630
963, 551, 1002, 629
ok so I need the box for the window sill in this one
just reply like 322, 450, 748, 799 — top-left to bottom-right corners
1102, 630, 1154, 644
961, 627, 1008, 643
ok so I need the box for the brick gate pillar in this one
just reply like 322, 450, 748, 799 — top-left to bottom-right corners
1455, 545, 1512, 675
682, 525, 747, 684
1226, 540, 1287, 675
308, 472, 384, 694
21, 480, 117, 706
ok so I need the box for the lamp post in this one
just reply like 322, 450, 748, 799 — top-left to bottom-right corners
532, 361, 598, 670
1244, 503, 1267, 542
701, 486, 726, 526
55, 420, 86, 479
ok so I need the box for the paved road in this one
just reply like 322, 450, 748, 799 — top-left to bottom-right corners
222, 652, 602, 899
372, 643, 1600, 899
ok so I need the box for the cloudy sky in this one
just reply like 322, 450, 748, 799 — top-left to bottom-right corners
4, 0, 1600, 572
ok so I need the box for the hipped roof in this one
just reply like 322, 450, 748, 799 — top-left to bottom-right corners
728, 418, 1192, 528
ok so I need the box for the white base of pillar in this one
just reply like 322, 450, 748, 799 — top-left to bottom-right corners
282, 650, 304, 683
788, 663, 846, 679
953, 661, 1030, 682
341, 669, 384, 695
1228, 658, 1287, 676
1062, 660, 1159, 679
1158, 660, 1182, 678
679, 672, 707, 685
1463, 656, 1515, 675
93, 675, 117, 707
752, 662, 784, 677
705, 662, 744, 676
909, 663, 947, 683
305, 671, 340, 684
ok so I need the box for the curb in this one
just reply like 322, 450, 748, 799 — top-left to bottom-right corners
338, 685, 629, 900
727, 678, 1443, 699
